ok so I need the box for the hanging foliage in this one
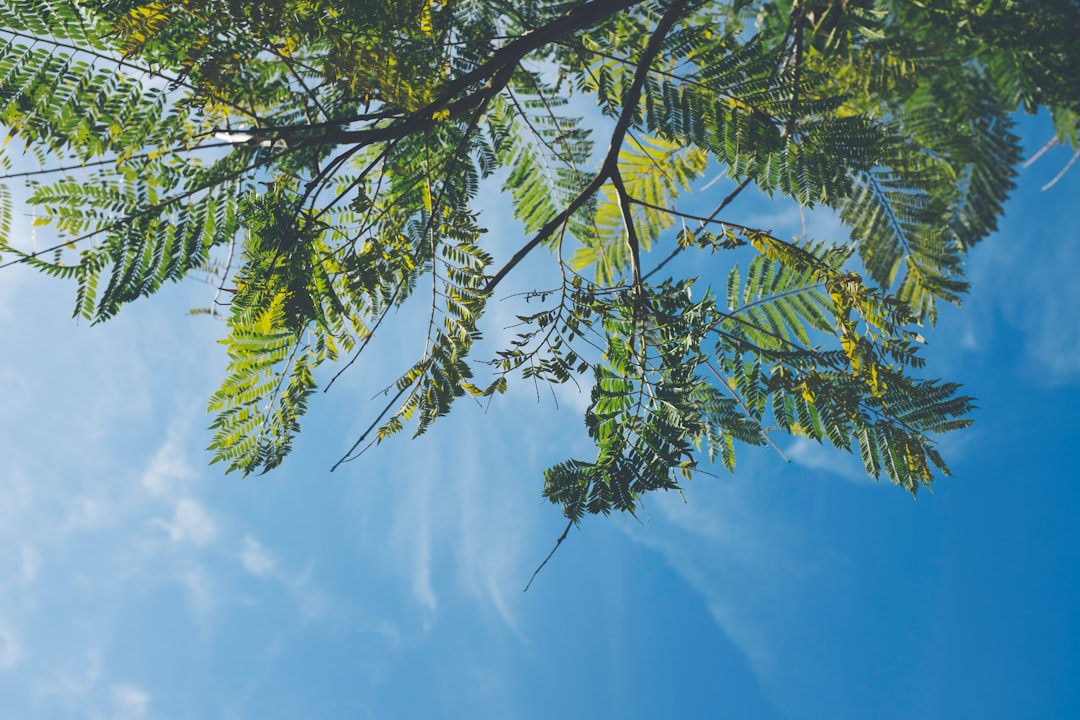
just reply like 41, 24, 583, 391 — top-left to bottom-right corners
1, 0, 1078, 522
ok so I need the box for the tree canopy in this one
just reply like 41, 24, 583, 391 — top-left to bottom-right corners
1, 0, 1078, 524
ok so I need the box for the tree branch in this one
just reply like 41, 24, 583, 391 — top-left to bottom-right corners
483, 0, 691, 295
277, 0, 649, 148
610, 168, 643, 290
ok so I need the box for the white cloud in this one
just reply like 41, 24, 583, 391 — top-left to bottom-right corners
239, 536, 328, 621
241, 535, 276, 577
284, 565, 329, 623
785, 437, 871, 485
1016, 261, 1080, 381
410, 535, 438, 614
958, 322, 979, 351
34, 649, 101, 702
179, 566, 214, 618
63, 495, 111, 533
0, 269, 26, 325
0, 622, 24, 671
450, 425, 531, 638
0, 470, 32, 531
390, 471, 438, 616
623, 462, 816, 700
344, 408, 541, 635
155, 497, 216, 547
707, 601, 776, 679
956, 171, 1080, 386
32, 654, 150, 720
19, 544, 39, 586
140, 424, 195, 498
110, 684, 151, 720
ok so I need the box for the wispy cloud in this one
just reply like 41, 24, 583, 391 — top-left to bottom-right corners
0, 622, 24, 671
387, 467, 439, 617
140, 423, 196, 498
154, 497, 217, 547
285, 565, 329, 623
342, 399, 541, 639
0, 469, 32, 535
240, 535, 276, 577
178, 565, 215, 618
622, 458, 817, 707
956, 170, 1080, 386
1009, 231, 1080, 382
33, 649, 102, 705
61, 495, 113, 534
33, 650, 152, 720
19, 545, 39, 586
451, 423, 532, 638
239, 535, 329, 622
785, 437, 871, 485
110, 684, 151, 720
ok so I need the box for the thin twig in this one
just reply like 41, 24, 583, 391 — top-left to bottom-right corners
703, 359, 791, 463
330, 378, 417, 471
523, 519, 574, 592
210, 208, 240, 317
323, 289, 400, 393
0, 138, 229, 180
1041, 146, 1080, 191
0, 146, 290, 271
1023, 135, 1058, 169
641, 176, 753, 281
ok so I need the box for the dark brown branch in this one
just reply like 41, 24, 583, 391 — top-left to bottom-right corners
481, 172, 604, 295
280, 0, 649, 149
610, 168, 642, 290
483, 0, 691, 296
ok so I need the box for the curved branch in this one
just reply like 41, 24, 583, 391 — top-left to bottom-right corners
269, 0, 650, 149
483, 0, 691, 295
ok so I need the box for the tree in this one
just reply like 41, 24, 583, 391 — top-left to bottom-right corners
1, 0, 1077, 525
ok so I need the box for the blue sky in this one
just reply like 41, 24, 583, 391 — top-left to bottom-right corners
1, 109, 1078, 719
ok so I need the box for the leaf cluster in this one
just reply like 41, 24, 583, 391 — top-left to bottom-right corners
1, 0, 1076, 525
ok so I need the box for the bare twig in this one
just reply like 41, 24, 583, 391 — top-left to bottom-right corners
641, 175, 753, 281
524, 519, 574, 592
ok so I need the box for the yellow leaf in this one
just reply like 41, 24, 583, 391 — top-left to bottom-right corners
420, 3, 433, 36
421, 183, 433, 215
